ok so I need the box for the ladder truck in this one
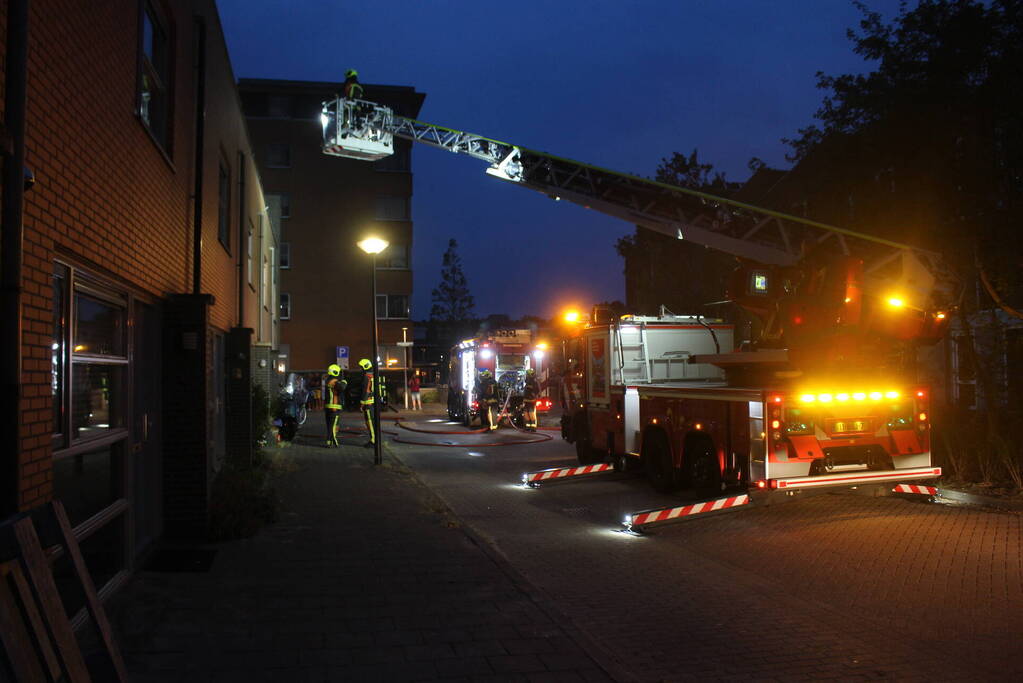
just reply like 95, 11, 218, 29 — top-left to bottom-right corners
320, 96, 958, 497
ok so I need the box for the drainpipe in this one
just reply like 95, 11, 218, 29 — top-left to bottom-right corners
1, 0, 29, 516
237, 151, 246, 326
191, 16, 207, 294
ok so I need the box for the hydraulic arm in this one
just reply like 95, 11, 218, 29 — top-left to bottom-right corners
321, 97, 957, 320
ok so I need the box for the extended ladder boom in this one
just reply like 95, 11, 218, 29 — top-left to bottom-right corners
321, 97, 956, 311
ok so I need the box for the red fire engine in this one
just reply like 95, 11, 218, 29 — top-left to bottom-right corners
321, 97, 958, 494
447, 330, 552, 427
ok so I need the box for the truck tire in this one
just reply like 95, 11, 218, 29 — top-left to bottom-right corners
684, 437, 722, 496
643, 432, 678, 493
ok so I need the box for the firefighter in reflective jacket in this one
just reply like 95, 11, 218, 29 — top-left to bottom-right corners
342, 68, 364, 99
522, 368, 540, 432
358, 358, 375, 447
324, 364, 347, 447
475, 369, 499, 431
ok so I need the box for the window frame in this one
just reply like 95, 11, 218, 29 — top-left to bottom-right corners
136, 0, 172, 153
217, 156, 231, 251
265, 143, 292, 169
280, 293, 291, 320
280, 242, 291, 269
376, 243, 409, 270
375, 293, 410, 320
374, 195, 410, 221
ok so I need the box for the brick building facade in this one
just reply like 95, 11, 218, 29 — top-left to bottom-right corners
239, 79, 424, 379
1, 0, 278, 597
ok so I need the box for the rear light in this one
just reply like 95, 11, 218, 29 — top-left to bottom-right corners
755, 480, 767, 489
918, 412, 927, 422
471, 400, 479, 410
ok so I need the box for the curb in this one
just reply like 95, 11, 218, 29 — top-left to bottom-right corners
386, 446, 637, 683
935, 486, 1023, 511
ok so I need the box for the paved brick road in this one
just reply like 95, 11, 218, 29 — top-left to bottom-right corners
395, 425, 1023, 682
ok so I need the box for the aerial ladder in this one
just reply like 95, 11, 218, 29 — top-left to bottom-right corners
320, 97, 958, 368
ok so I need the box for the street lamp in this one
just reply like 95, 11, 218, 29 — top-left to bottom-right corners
358, 236, 388, 465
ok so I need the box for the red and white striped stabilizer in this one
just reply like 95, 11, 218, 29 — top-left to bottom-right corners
522, 463, 612, 487
892, 483, 938, 496
624, 494, 750, 530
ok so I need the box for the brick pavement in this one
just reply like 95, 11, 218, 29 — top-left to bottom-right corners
107, 403, 618, 682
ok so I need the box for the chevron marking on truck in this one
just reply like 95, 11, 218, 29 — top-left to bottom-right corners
522, 463, 612, 487
624, 494, 750, 530
893, 484, 938, 496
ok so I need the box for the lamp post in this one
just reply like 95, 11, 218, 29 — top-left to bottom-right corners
358, 236, 388, 465
402, 327, 409, 409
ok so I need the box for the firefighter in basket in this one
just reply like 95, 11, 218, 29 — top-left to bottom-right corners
475, 369, 499, 431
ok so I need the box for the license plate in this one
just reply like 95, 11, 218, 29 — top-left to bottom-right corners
831, 419, 871, 434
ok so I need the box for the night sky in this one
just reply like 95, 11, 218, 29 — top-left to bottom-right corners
216, 0, 904, 320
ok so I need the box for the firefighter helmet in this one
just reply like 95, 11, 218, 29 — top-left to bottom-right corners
479, 369, 491, 378
526, 368, 536, 376
359, 358, 372, 370
345, 68, 358, 79
327, 364, 341, 377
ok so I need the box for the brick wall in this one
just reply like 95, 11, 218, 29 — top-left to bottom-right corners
4, 0, 275, 543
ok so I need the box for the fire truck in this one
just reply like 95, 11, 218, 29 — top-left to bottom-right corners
447, 330, 552, 427
320, 96, 958, 495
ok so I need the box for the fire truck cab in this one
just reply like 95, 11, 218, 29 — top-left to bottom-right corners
447, 329, 551, 427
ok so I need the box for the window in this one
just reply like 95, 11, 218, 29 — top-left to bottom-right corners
218, 159, 230, 249
247, 220, 254, 287
376, 294, 409, 319
261, 252, 269, 310
268, 95, 292, 118
266, 143, 291, 168
280, 242, 291, 269
374, 142, 410, 172
375, 195, 410, 221
953, 336, 977, 410
280, 293, 291, 320
377, 244, 409, 269
138, 2, 171, 148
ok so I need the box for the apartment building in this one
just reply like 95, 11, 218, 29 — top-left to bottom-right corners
239, 79, 425, 376
1, 0, 278, 599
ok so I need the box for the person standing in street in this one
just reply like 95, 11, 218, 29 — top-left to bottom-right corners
475, 369, 499, 431
408, 374, 422, 411
324, 364, 347, 447
522, 368, 540, 432
358, 358, 376, 447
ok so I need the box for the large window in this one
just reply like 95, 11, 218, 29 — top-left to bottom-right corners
375, 195, 410, 221
280, 242, 291, 269
377, 243, 408, 269
376, 294, 409, 319
266, 143, 291, 168
218, 159, 231, 250
138, 2, 171, 149
280, 293, 291, 320
51, 264, 130, 603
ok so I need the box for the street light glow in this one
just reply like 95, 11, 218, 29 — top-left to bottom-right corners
564, 310, 580, 323
358, 236, 389, 254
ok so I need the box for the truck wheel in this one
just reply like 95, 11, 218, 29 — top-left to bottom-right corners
685, 439, 722, 496
643, 434, 677, 493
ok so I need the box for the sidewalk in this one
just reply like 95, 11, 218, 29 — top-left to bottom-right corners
107, 404, 612, 682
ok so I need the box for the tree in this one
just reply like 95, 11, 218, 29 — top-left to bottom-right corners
783, 0, 1023, 303
430, 239, 476, 322
655, 148, 731, 192
616, 148, 735, 315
